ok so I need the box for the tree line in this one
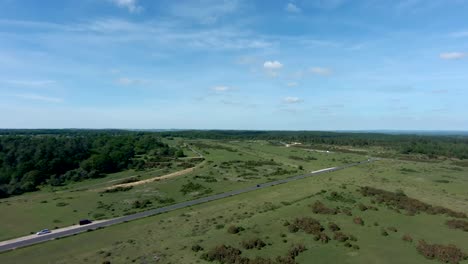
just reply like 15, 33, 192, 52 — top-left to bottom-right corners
0, 131, 182, 198
158, 130, 468, 159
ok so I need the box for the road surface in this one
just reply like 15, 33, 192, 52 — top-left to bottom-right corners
0, 158, 375, 253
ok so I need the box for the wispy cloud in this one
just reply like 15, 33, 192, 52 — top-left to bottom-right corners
310, 67, 332, 76
431, 89, 449, 94
13, 93, 63, 103
212, 85, 232, 92
115, 77, 148, 85
286, 82, 298, 87
0, 18, 273, 51
283, 96, 303, 104
285, 3, 301, 13
167, 0, 240, 24
109, 0, 143, 13
439, 52, 466, 60
4, 80, 56, 87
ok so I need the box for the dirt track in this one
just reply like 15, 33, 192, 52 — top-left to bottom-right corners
105, 165, 199, 190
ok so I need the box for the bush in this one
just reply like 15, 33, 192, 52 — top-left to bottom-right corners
201, 245, 244, 263
192, 244, 204, 252
381, 229, 389, 236
310, 201, 338, 215
328, 222, 340, 232
358, 203, 368, 211
416, 240, 468, 264
104, 186, 133, 193
314, 233, 330, 243
359, 186, 467, 218
227, 225, 244, 234
132, 199, 151, 209
288, 244, 307, 259
241, 238, 266, 250
353, 217, 364, 226
333, 232, 349, 242
288, 217, 324, 235
387, 226, 398, 232
446, 219, 468, 232
56, 202, 69, 207
180, 181, 206, 195
402, 234, 413, 242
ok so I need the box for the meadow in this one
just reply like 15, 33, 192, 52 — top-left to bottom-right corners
0, 139, 363, 241
0, 139, 467, 264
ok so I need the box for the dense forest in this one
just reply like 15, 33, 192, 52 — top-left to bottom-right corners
158, 130, 468, 159
0, 131, 182, 198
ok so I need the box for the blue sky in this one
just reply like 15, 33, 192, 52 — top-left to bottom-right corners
1, 0, 467, 130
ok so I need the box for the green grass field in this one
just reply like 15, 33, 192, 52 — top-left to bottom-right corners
0, 139, 364, 241
1, 139, 467, 264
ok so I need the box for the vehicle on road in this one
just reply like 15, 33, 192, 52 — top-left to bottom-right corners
79, 219, 92, 225
36, 229, 51, 235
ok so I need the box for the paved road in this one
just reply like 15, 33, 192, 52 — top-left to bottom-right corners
0, 158, 376, 253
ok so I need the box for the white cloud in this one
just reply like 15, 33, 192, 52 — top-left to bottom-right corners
109, 0, 143, 13
283, 96, 303, 104
115, 77, 147, 85
310, 67, 332, 76
286, 82, 298, 87
14, 93, 63, 103
168, 0, 239, 24
286, 3, 301, 13
4, 80, 56, 87
263, 60, 283, 70
439, 52, 466, 60
212, 86, 231, 92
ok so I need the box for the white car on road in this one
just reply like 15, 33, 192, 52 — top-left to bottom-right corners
36, 229, 51, 235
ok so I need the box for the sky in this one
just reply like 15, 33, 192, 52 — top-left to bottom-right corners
0, 0, 467, 130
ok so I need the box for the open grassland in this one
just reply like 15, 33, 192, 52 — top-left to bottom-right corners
1, 153, 467, 264
0, 139, 363, 241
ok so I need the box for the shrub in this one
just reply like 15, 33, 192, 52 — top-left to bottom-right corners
241, 238, 266, 250
132, 199, 151, 209
180, 181, 206, 195
114, 177, 139, 185
352, 244, 360, 250
314, 233, 330, 243
402, 234, 413, 242
333, 232, 349, 242
288, 244, 307, 259
416, 240, 467, 264
227, 225, 244, 234
387, 226, 398, 232
381, 229, 389, 236
353, 217, 364, 226
328, 222, 340, 232
359, 186, 467, 218
288, 217, 324, 235
201, 244, 244, 263
192, 244, 204, 252
310, 201, 338, 215
56, 202, 69, 207
358, 203, 368, 211
341, 208, 353, 216
446, 219, 468, 232
104, 186, 133, 193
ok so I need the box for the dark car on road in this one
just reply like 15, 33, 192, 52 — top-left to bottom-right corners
79, 219, 92, 225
